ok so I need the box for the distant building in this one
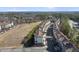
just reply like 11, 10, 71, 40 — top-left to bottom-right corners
48, 16, 57, 22
68, 20, 79, 29
0, 26, 1, 31
5, 22, 14, 28
0, 19, 14, 32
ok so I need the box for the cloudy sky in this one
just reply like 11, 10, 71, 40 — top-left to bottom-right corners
0, 7, 79, 12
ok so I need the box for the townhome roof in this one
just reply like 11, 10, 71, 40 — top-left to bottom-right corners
0, 19, 11, 26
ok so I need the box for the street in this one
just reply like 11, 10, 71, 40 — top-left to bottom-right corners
46, 24, 63, 52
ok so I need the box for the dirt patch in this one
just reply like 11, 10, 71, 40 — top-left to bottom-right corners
0, 22, 40, 48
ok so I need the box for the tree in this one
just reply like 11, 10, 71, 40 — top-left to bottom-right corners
60, 16, 72, 38
35, 14, 47, 20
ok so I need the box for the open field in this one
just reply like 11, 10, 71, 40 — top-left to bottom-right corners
0, 22, 40, 48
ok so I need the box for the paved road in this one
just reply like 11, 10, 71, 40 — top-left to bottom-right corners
46, 24, 63, 52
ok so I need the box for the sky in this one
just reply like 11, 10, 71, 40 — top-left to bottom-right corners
0, 7, 79, 12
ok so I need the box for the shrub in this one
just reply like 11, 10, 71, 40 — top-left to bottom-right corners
22, 25, 39, 47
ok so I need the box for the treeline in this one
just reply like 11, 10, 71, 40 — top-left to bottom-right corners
0, 12, 50, 24
51, 12, 79, 22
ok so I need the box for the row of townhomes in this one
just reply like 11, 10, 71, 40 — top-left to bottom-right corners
34, 22, 44, 46
34, 16, 55, 46
0, 17, 14, 32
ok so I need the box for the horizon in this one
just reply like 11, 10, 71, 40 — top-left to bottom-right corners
0, 7, 79, 12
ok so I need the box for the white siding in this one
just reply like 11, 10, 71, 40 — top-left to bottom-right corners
0, 26, 2, 30
5, 22, 14, 28
68, 20, 79, 29
68, 20, 74, 29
